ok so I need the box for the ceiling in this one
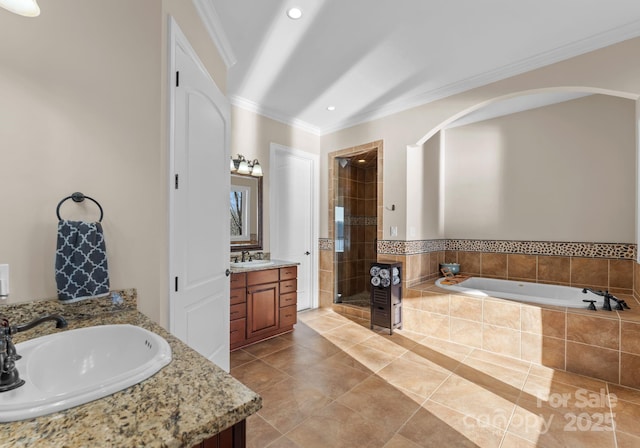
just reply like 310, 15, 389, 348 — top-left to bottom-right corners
208, 0, 640, 135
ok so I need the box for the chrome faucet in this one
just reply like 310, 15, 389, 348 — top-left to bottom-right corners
241, 250, 250, 262
0, 314, 67, 392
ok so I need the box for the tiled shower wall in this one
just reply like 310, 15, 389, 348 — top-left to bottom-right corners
335, 162, 377, 298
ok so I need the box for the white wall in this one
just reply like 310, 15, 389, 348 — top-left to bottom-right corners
320, 37, 640, 241
230, 106, 320, 253
0, 1, 227, 329
443, 95, 635, 242
406, 132, 443, 240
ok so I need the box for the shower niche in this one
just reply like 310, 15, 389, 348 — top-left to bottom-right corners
334, 150, 378, 308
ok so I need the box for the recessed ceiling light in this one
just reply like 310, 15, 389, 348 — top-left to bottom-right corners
327, 106, 336, 111
286, 7, 302, 19
358, 159, 366, 163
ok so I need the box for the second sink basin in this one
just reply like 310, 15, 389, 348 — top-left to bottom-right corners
0, 324, 172, 422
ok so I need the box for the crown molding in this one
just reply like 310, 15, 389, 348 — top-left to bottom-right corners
192, 0, 237, 68
230, 95, 322, 136
316, 19, 640, 135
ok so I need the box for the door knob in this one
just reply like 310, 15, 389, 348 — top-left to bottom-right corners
225, 269, 231, 277
304, 251, 311, 255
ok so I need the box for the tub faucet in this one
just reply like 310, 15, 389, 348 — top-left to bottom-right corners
0, 314, 67, 392
582, 288, 630, 311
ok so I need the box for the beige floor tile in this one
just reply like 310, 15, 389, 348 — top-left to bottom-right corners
230, 348, 257, 369
520, 374, 610, 416
609, 397, 640, 437
608, 383, 640, 405
336, 375, 422, 441
429, 375, 517, 430
467, 348, 532, 373
453, 358, 527, 401
358, 332, 411, 357
230, 359, 290, 394
322, 322, 375, 347
293, 333, 343, 358
399, 404, 504, 447
246, 413, 282, 448
285, 401, 388, 448
243, 335, 295, 358
257, 378, 333, 434
240, 307, 640, 448
528, 364, 607, 392
382, 434, 422, 448
377, 356, 451, 399
299, 356, 372, 399
616, 430, 640, 448
301, 314, 349, 333
261, 343, 333, 377
400, 341, 464, 373
507, 403, 615, 447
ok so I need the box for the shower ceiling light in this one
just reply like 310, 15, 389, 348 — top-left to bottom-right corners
286, 7, 302, 19
0, 0, 40, 17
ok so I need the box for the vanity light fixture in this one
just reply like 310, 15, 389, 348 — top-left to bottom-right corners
230, 155, 263, 177
286, 7, 302, 20
0, 0, 40, 17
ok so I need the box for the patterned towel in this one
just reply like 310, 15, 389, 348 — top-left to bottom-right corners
55, 220, 110, 302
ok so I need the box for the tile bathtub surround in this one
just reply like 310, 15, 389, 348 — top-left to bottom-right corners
233, 309, 640, 448
402, 280, 640, 389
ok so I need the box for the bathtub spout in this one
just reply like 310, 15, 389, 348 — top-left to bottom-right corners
604, 292, 630, 311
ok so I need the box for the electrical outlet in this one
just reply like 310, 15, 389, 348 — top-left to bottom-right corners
390, 226, 398, 237
0, 264, 9, 297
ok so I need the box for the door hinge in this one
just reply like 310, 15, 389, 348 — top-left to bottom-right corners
175, 173, 179, 189
176, 71, 179, 87
174, 276, 178, 292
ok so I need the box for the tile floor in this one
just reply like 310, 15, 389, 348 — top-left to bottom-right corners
230, 308, 640, 448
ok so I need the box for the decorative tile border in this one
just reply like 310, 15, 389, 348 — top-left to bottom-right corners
375, 238, 636, 259
345, 216, 377, 226
319, 238, 333, 251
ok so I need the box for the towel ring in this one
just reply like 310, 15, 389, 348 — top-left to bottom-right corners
56, 192, 104, 222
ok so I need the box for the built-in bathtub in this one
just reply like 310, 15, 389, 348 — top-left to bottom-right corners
436, 276, 601, 310
399, 276, 640, 388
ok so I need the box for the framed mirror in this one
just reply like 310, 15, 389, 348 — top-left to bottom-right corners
230, 173, 262, 251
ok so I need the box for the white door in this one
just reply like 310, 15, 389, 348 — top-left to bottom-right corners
270, 144, 318, 310
169, 19, 230, 371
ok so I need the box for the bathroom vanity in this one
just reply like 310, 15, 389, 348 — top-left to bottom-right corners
0, 290, 261, 447
229, 261, 298, 351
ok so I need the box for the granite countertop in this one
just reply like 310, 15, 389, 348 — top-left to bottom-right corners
0, 290, 262, 447
229, 259, 299, 273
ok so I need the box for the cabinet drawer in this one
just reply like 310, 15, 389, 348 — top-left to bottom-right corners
230, 303, 246, 320
280, 292, 297, 308
230, 288, 246, 305
247, 268, 279, 286
230, 272, 246, 289
280, 279, 297, 295
230, 318, 246, 344
280, 305, 297, 327
280, 266, 297, 281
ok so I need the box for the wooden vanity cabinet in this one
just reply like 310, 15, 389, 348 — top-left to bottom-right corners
192, 420, 246, 448
230, 266, 297, 350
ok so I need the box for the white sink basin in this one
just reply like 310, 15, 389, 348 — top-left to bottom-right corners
232, 260, 274, 268
0, 324, 172, 422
